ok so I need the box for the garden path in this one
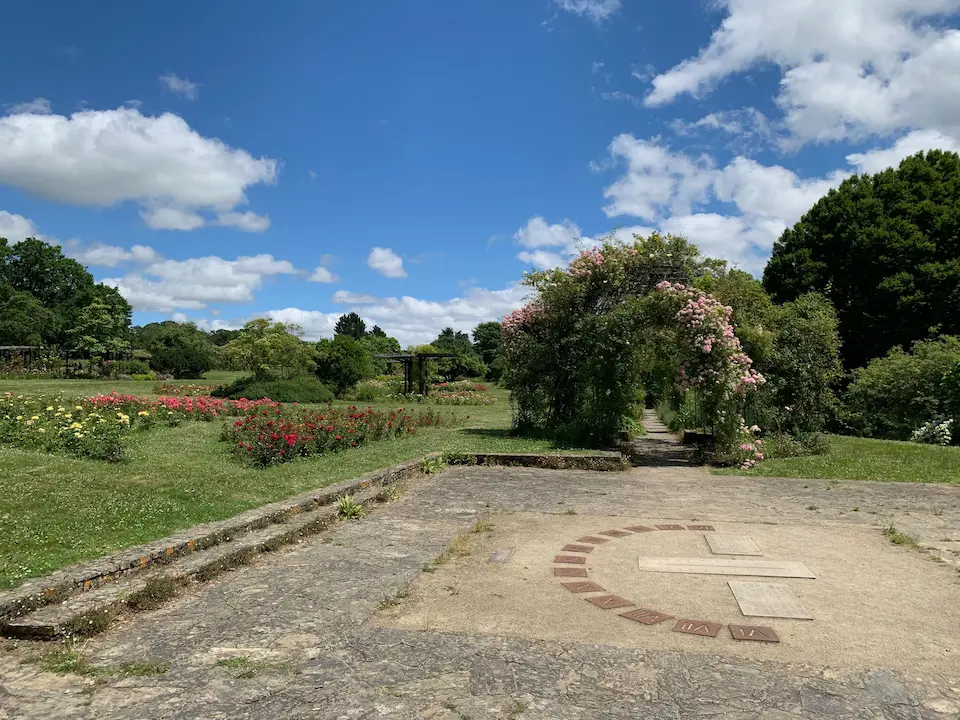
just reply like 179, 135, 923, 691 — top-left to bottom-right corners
2, 463, 959, 719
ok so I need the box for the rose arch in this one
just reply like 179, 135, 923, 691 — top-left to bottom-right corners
500, 234, 765, 466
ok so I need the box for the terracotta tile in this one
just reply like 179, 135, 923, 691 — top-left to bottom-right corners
624, 525, 655, 533
585, 594, 634, 610
561, 581, 605, 593
562, 544, 595, 553
620, 608, 674, 625
599, 530, 631, 538
688, 524, 715, 531
553, 567, 587, 577
554, 555, 586, 564
729, 624, 780, 643
672, 619, 721, 637
577, 536, 610, 544
656, 524, 685, 531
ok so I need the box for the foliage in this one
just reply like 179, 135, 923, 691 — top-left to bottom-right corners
335, 494, 367, 519
472, 321, 503, 380
0, 393, 128, 461
753, 293, 844, 434
762, 432, 829, 459
214, 375, 334, 403
334, 312, 367, 340
224, 319, 316, 379
107, 359, 151, 377
843, 336, 960, 440
763, 150, 960, 369
152, 382, 220, 396
362, 333, 402, 375
225, 404, 444, 466
430, 381, 496, 405
315, 335, 374, 395
433, 327, 472, 355
911, 419, 953, 446
139, 322, 216, 379
437, 352, 486, 382
0, 281, 54, 346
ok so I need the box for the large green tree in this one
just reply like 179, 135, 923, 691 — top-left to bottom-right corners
0, 282, 54, 346
225, 320, 316, 378
334, 312, 367, 340
140, 322, 217, 378
315, 335, 373, 394
763, 149, 960, 369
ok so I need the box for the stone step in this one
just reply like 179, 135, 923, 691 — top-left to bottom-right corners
1, 487, 382, 640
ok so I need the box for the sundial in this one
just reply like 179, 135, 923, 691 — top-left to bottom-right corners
551, 523, 816, 643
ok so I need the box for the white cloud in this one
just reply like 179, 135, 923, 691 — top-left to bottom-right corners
7, 98, 52, 115
159, 73, 199, 100
598, 130, 957, 272
333, 290, 376, 303
367, 247, 407, 278
0, 211, 41, 242
0, 106, 277, 231
308, 169, 317, 180
644, 0, 960, 145
215, 211, 271, 233
845, 129, 960, 174
309, 266, 337, 283
554, 0, 621, 22
102, 254, 297, 312
140, 207, 205, 231
602, 134, 715, 220
263, 284, 529, 346
670, 108, 774, 143
65, 242, 160, 268
512, 216, 656, 270
592, 61, 605, 73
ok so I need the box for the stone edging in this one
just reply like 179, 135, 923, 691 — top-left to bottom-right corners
0, 455, 431, 622
0, 449, 627, 621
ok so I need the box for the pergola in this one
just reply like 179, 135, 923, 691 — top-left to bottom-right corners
374, 352, 457, 395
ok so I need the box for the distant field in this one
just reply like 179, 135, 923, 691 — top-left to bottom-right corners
0, 371, 246, 398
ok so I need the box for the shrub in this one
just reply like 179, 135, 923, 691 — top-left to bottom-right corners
214, 375, 334, 403
763, 432, 829, 459
315, 335, 373, 395
911, 419, 953, 446
143, 323, 217, 379
107, 359, 151, 377
843, 336, 960, 440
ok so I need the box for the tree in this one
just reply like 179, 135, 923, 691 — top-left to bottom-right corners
763, 149, 960, 369
0, 282, 54, 346
334, 312, 367, 340
433, 327, 472, 355
315, 335, 373, 394
370, 325, 387, 338
473, 321, 503, 380
362, 333, 401, 375
142, 323, 217, 378
224, 319, 316, 378
69, 300, 130, 355
209, 328, 242, 346
696, 269, 776, 369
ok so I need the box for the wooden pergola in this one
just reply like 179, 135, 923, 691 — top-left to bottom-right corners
374, 352, 457, 395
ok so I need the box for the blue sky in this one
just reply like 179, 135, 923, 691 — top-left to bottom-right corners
1, 0, 958, 344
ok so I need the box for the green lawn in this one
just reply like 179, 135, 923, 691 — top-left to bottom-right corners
712, 434, 960, 485
0, 370, 245, 399
0, 383, 579, 589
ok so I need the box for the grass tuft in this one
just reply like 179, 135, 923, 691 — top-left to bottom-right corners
883, 525, 919, 547
335, 494, 367, 520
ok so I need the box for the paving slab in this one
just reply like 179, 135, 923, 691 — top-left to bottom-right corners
728, 581, 814, 620
638, 556, 816, 578
706, 533, 763, 556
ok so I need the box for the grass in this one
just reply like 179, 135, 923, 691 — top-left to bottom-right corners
883, 524, 919, 547
0, 370, 245, 398
214, 655, 295, 678
712, 434, 960, 485
0, 383, 585, 589
28, 647, 170, 678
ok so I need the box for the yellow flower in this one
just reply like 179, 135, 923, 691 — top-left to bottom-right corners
15, 415, 22, 421
74, 432, 82, 439
69, 422, 83, 430
57, 407, 65, 412
74, 406, 82, 411
137, 410, 149, 417
38, 428, 46, 434
30, 415, 39, 421
46, 406, 54, 411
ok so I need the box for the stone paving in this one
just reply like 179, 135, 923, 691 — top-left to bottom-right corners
1, 442, 959, 718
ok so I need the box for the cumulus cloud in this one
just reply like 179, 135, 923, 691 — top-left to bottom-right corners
554, 0, 621, 22
597, 130, 956, 272
332, 290, 376, 304
367, 247, 407, 278
512, 216, 657, 270
0, 211, 41, 243
6, 98, 52, 115
644, 0, 960, 144
0, 106, 277, 231
64, 242, 161, 268
309, 266, 338, 283
159, 73, 199, 100
261, 284, 530, 346
101, 254, 297, 312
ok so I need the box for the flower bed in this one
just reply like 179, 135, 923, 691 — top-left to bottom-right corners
152, 383, 223, 397
87, 392, 277, 422
224, 405, 444, 466
0, 393, 128, 461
